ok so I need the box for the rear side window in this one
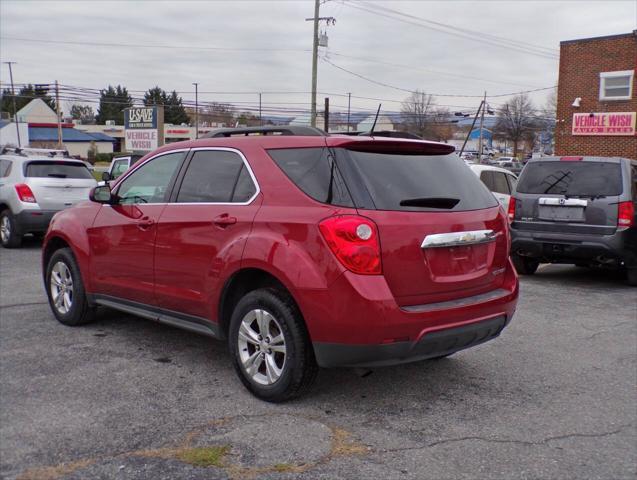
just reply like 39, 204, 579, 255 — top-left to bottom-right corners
343, 151, 497, 211
481, 170, 510, 194
176, 150, 257, 203
25, 161, 93, 179
0, 159, 11, 177
268, 147, 354, 207
517, 161, 622, 196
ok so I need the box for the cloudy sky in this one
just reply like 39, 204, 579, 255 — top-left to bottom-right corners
1, 0, 635, 118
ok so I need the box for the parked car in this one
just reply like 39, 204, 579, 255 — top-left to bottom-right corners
0, 148, 97, 248
469, 164, 518, 211
42, 128, 519, 401
103, 153, 144, 181
509, 156, 637, 285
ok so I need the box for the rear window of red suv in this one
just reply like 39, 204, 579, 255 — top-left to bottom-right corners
269, 147, 497, 212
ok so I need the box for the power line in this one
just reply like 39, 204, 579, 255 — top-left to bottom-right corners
320, 56, 557, 98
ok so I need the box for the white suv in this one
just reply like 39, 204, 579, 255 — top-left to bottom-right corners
0, 148, 96, 248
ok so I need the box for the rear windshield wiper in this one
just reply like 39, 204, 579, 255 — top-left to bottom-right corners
47, 173, 68, 178
399, 197, 460, 209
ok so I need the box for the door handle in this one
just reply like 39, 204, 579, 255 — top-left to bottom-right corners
137, 217, 155, 230
213, 214, 237, 227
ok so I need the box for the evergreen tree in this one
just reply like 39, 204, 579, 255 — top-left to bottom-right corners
143, 86, 189, 125
1, 84, 56, 117
96, 85, 133, 125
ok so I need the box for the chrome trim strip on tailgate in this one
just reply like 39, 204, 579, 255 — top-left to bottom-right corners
401, 288, 510, 313
421, 229, 496, 249
539, 197, 588, 207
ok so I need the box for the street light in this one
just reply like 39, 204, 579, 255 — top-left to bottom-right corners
192, 82, 199, 139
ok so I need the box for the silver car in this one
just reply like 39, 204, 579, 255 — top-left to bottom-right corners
0, 148, 96, 248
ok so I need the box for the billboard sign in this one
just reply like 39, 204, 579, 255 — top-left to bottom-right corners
124, 106, 163, 151
572, 112, 636, 136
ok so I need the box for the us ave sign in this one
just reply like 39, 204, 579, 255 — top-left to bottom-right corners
124, 106, 164, 151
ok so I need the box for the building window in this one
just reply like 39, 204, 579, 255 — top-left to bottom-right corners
599, 70, 634, 101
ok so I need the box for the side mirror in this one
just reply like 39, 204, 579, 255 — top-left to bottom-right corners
89, 185, 113, 204
101, 171, 112, 182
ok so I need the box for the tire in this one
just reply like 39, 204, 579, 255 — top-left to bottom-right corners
511, 254, 540, 275
626, 269, 637, 287
0, 209, 22, 248
45, 247, 96, 326
228, 288, 318, 402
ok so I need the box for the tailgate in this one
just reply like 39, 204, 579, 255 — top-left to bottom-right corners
362, 207, 509, 306
27, 178, 96, 209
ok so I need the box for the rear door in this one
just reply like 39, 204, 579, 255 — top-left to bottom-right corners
514, 158, 623, 235
24, 160, 96, 209
154, 148, 261, 319
337, 148, 509, 307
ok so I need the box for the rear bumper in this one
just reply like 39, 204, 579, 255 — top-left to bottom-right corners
511, 226, 637, 267
14, 209, 57, 234
299, 259, 519, 368
314, 315, 508, 367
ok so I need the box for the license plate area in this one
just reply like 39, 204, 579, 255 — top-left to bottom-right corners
538, 197, 587, 222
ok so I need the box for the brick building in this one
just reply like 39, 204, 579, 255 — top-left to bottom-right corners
554, 31, 636, 158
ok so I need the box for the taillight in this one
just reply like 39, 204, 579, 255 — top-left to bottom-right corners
15, 183, 36, 203
618, 201, 635, 228
319, 215, 382, 275
507, 197, 516, 223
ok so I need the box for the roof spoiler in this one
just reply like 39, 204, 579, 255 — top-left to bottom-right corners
202, 126, 327, 138
339, 139, 456, 156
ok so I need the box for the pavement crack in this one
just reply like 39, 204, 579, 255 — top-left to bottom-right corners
381, 424, 633, 452
0, 301, 48, 309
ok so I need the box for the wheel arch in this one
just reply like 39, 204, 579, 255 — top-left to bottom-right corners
218, 267, 306, 341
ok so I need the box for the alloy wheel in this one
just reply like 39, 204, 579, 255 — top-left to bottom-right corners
50, 261, 74, 315
0, 216, 10, 243
237, 309, 287, 385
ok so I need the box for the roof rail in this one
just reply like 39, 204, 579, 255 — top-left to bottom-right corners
1, 146, 70, 157
202, 125, 327, 138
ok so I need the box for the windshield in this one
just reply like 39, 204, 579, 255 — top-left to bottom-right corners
25, 161, 93, 179
516, 161, 622, 196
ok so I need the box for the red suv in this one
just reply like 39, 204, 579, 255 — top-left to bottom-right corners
42, 127, 519, 402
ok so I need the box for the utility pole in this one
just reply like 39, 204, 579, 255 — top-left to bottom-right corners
55, 80, 63, 149
192, 82, 199, 139
306, 2, 335, 128
324, 97, 329, 132
309, 0, 320, 127
459, 100, 484, 157
3, 61, 21, 147
259, 92, 262, 126
347, 92, 351, 132
478, 91, 486, 164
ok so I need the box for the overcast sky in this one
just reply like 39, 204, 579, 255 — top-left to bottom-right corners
1, 0, 635, 118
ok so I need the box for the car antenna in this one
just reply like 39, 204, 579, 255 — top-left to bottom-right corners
366, 103, 382, 136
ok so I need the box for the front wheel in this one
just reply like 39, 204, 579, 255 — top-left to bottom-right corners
228, 288, 318, 402
512, 254, 540, 275
45, 248, 96, 326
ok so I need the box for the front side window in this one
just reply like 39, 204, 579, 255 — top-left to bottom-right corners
116, 152, 185, 204
111, 158, 130, 179
176, 150, 257, 203
600, 70, 634, 100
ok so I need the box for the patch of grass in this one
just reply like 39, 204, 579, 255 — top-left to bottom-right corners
176, 445, 230, 468
273, 463, 294, 472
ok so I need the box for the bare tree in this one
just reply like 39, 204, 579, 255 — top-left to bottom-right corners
401, 90, 439, 139
193, 102, 236, 127
493, 93, 540, 157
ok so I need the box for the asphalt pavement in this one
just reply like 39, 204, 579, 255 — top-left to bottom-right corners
1, 237, 635, 480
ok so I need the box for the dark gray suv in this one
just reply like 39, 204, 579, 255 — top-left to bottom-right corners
509, 156, 637, 285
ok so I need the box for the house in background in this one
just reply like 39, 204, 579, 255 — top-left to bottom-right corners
0, 119, 29, 147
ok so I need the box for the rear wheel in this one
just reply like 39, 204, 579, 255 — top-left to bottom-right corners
0, 210, 22, 248
45, 248, 96, 326
512, 254, 540, 275
228, 288, 318, 402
